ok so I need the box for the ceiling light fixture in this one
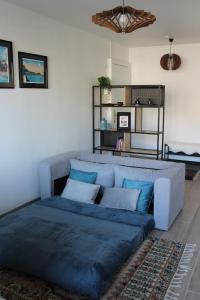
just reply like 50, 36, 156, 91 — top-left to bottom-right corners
92, 0, 156, 34
160, 38, 181, 71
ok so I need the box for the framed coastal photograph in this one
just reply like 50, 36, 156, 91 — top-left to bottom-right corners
18, 52, 48, 88
0, 39, 14, 88
117, 112, 131, 131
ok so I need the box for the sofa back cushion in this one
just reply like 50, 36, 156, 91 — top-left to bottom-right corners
78, 152, 174, 170
114, 165, 157, 187
70, 159, 114, 188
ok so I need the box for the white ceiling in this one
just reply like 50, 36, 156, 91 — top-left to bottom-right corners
5, 0, 200, 47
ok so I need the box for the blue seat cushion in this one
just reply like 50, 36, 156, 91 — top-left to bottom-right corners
123, 178, 154, 214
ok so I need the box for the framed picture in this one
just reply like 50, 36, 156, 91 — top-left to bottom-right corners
0, 39, 14, 88
18, 52, 48, 88
117, 112, 131, 131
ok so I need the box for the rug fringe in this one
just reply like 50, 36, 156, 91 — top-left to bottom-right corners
164, 243, 196, 300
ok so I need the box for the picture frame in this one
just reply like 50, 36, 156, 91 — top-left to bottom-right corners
0, 39, 14, 88
18, 52, 48, 88
117, 112, 131, 131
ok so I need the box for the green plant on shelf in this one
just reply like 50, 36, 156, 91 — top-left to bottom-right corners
97, 76, 111, 89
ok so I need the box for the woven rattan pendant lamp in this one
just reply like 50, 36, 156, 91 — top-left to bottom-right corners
160, 38, 181, 70
92, 0, 156, 33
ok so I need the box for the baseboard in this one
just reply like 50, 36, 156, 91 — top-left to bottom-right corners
0, 198, 40, 219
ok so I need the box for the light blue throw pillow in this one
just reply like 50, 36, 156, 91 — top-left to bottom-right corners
123, 178, 154, 213
69, 169, 97, 184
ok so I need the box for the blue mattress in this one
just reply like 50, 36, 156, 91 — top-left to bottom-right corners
0, 197, 154, 299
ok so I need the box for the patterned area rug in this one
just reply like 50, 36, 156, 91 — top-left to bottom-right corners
185, 164, 200, 181
0, 239, 196, 300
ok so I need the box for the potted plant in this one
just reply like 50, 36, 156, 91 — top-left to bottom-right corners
97, 76, 111, 91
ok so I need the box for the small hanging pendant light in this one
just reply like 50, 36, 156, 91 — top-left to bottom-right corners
119, 0, 129, 33
160, 38, 181, 71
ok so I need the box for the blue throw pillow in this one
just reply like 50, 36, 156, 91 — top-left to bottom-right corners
69, 169, 97, 184
123, 178, 154, 213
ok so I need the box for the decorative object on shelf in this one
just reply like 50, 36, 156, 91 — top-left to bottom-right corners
147, 98, 153, 105
100, 118, 108, 130
117, 101, 123, 106
132, 87, 163, 106
0, 39, 14, 88
134, 98, 141, 106
117, 112, 131, 131
97, 76, 111, 89
92, 0, 156, 34
18, 52, 48, 88
160, 38, 181, 71
116, 137, 125, 151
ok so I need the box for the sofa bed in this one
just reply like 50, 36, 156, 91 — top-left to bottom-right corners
39, 151, 185, 231
0, 151, 185, 299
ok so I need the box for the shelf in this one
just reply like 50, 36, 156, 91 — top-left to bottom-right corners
93, 84, 165, 160
133, 130, 163, 135
94, 128, 163, 135
94, 104, 163, 108
133, 105, 163, 108
94, 146, 162, 156
93, 85, 165, 88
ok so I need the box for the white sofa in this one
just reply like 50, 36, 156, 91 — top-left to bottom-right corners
39, 152, 185, 231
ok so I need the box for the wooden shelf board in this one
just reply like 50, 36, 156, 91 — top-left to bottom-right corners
94, 128, 163, 135
94, 105, 163, 108
93, 85, 165, 88
94, 146, 162, 156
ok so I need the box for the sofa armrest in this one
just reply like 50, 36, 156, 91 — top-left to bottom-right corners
39, 151, 79, 199
154, 163, 185, 230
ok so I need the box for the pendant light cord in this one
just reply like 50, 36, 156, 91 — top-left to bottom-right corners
169, 38, 174, 57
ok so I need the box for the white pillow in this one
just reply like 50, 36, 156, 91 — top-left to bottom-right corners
70, 159, 114, 188
61, 179, 100, 204
100, 187, 141, 211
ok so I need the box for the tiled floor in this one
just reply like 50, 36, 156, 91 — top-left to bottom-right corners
153, 179, 200, 300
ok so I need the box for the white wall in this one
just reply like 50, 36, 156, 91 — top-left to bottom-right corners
0, 0, 129, 214
130, 44, 200, 151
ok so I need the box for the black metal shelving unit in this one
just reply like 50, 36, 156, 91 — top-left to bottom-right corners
92, 85, 165, 160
